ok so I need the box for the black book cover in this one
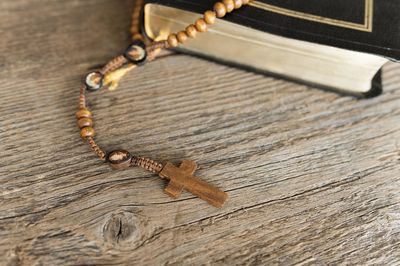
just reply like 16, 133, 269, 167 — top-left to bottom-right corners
144, 0, 400, 61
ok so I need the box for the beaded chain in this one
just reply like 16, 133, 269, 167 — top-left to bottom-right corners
76, 0, 252, 208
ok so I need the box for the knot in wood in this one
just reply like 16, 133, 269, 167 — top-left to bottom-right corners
103, 212, 138, 245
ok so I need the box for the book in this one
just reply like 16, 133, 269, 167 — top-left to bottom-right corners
142, 0, 400, 97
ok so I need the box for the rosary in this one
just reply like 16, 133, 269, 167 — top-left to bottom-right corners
76, 0, 252, 208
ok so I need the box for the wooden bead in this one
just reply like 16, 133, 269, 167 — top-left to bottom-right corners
185, 25, 197, 38
80, 127, 95, 138
195, 18, 208, 32
76, 108, 92, 119
107, 150, 132, 170
177, 31, 188, 43
233, 0, 243, 9
223, 0, 235, 12
214, 2, 227, 18
204, 11, 216, 24
167, 34, 178, 47
132, 33, 143, 40
242, 0, 250, 4
77, 117, 93, 128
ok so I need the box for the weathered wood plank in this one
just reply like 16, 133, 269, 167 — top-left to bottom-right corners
1, 0, 400, 265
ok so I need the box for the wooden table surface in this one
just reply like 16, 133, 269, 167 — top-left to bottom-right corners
2, 0, 400, 265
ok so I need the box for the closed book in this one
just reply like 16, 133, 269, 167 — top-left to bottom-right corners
143, 0, 400, 96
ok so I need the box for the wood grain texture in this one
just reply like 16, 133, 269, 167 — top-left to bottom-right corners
1, 0, 400, 265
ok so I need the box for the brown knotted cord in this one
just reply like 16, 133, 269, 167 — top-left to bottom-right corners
77, 1, 169, 170
100, 55, 128, 76
87, 137, 106, 160
131, 156, 163, 173
130, 0, 145, 41
77, 0, 252, 172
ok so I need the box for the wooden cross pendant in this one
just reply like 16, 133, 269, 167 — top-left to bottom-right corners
159, 160, 228, 208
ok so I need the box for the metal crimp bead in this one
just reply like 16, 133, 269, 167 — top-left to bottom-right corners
124, 41, 147, 65
85, 71, 104, 91
107, 150, 133, 170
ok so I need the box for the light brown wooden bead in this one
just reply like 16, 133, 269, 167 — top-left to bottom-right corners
80, 127, 95, 138
185, 25, 197, 38
177, 31, 188, 43
195, 18, 208, 32
204, 11, 216, 24
222, 0, 235, 13
214, 2, 227, 18
76, 108, 92, 119
233, 0, 243, 9
223, 0, 235, 12
167, 34, 178, 47
132, 33, 143, 41
77, 117, 93, 128
242, 0, 250, 4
